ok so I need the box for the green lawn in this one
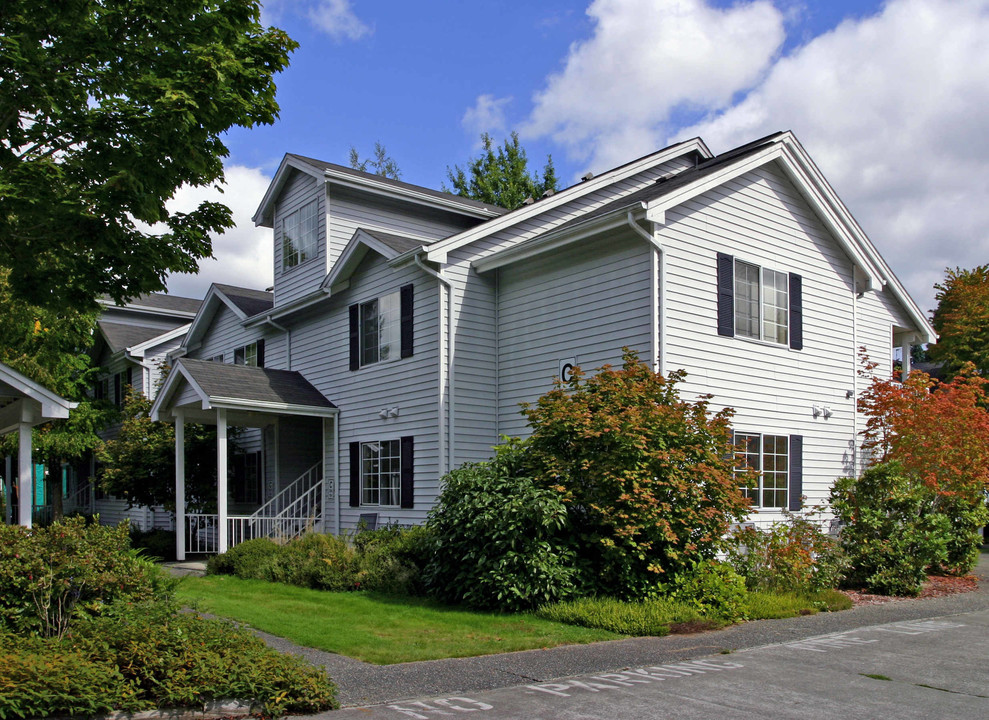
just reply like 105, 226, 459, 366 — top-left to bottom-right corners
175, 575, 619, 664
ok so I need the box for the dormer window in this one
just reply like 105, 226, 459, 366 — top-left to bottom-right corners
282, 199, 318, 270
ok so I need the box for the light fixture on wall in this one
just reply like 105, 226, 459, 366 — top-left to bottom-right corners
380, 407, 400, 419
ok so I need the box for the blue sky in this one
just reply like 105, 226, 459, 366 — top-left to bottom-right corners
168, 0, 989, 316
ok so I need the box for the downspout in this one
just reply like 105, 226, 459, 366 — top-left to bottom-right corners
263, 316, 291, 370
414, 253, 454, 476
627, 211, 665, 376
334, 413, 341, 536
852, 265, 859, 476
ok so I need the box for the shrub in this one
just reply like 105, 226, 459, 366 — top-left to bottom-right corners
0, 602, 338, 718
522, 349, 749, 599
424, 440, 577, 611
352, 524, 434, 595
727, 513, 848, 593
831, 462, 951, 596
206, 537, 282, 579
263, 533, 358, 591
129, 526, 177, 561
536, 596, 706, 636
0, 517, 172, 637
744, 589, 852, 619
668, 561, 748, 622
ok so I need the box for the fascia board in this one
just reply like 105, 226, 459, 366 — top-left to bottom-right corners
97, 299, 198, 320
473, 213, 631, 273
149, 361, 209, 421
0, 363, 77, 416
320, 229, 401, 292
323, 169, 502, 220
425, 138, 713, 263
209, 397, 339, 418
127, 324, 191, 356
252, 155, 325, 227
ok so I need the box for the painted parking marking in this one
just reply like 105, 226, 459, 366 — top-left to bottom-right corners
783, 621, 966, 653
784, 632, 879, 653
524, 659, 745, 697
386, 697, 493, 718
872, 620, 966, 635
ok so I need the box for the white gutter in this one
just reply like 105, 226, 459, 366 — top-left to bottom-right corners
626, 210, 666, 376
334, 413, 341, 538
413, 252, 454, 477
263, 315, 291, 370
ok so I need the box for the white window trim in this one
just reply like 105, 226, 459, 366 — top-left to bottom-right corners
360, 438, 402, 508
281, 199, 319, 271
359, 291, 401, 368
734, 260, 789, 346
734, 432, 789, 510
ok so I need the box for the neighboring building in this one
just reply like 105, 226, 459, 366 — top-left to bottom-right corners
150, 131, 936, 558
68, 293, 203, 529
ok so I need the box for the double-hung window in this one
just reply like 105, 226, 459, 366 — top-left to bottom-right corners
349, 436, 414, 509
717, 253, 802, 350
281, 199, 318, 270
234, 339, 264, 367
349, 284, 414, 370
734, 432, 803, 510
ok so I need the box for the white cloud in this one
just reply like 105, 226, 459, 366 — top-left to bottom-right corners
462, 94, 513, 141
261, 0, 372, 42
165, 165, 274, 299
308, 0, 372, 42
676, 0, 989, 313
524, 0, 785, 171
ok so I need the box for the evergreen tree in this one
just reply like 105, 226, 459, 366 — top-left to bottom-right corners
445, 132, 559, 210
349, 141, 401, 179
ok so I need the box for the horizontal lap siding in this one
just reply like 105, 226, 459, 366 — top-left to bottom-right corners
497, 231, 652, 438
288, 253, 439, 530
660, 163, 906, 520
192, 305, 286, 370
273, 171, 325, 308
143, 336, 184, 398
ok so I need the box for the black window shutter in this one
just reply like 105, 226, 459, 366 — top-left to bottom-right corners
400, 436, 414, 509
256, 339, 265, 368
348, 304, 360, 370
789, 435, 803, 511
349, 442, 361, 507
716, 252, 735, 337
127, 366, 134, 389
114, 373, 122, 407
400, 283, 414, 359
789, 273, 803, 351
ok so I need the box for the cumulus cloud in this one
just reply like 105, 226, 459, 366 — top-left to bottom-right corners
676, 0, 989, 312
462, 94, 513, 142
524, 0, 785, 170
262, 0, 372, 42
165, 165, 274, 299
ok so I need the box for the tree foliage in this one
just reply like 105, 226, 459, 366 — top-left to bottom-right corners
0, 0, 297, 311
445, 132, 558, 210
522, 349, 750, 599
856, 354, 989, 574
928, 265, 989, 378
348, 141, 401, 179
97, 385, 218, 513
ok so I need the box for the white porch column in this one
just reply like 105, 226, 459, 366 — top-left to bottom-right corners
18, 422, 32, 529
174, 410, 186, 561
217, 408, 228, 554
901, 341, 912, 380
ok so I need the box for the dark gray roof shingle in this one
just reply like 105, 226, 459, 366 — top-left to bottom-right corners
178, 358, 335, 409
98, 321, 182, 353
287, 153, 507, 216
214, 284, 274, 318
359, 228, 428, 254
101, 292, 202, 315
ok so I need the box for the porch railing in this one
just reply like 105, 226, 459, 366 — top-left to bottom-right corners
184, 511, 322, 555
250, 462, 321, 523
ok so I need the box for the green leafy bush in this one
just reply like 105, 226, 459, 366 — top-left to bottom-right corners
522, 349, 750, 599
831, 461, 951, 596
0, 517, 172, 637
206, 537, 282, 578
668, 561, 748, 622
938, 498, 989, 575
352, 524, 434, 595
727, 513, 848, 593
424, 440, 577, 611
536, 596, 707, 636
0, 602, 338, 718
744, 589, 852, 619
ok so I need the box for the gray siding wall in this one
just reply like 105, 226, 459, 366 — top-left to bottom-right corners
192, 304, 287, 370
288, 252, 439, 530
495, 231, 653, 438
658, 162, 911, 523
273, 170, 325, 308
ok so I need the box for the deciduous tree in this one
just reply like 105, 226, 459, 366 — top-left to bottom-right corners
0, 0, 296, 311
928, 265, 989, 378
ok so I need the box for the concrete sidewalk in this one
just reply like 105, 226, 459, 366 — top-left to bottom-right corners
259, 553, 989, 709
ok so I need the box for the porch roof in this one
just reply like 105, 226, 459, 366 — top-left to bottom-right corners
0, 362, 77, 435
150, 358, 337, 425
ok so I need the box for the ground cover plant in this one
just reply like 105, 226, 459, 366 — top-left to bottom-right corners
0, 518, 337, 718
176, 574, 618, 664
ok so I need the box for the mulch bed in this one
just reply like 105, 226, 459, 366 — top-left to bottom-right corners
840, 573, 979, 606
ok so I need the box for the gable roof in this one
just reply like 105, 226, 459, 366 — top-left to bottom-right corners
253, 154, 506, 228
319, 227, 429, 294
150, 358, 337, 421
97, 321, 174, 354
0, 362, 77, 434
422, 137, 713, 263
180, 284, 274, 353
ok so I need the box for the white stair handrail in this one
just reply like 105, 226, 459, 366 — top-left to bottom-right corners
250, 462, 321, 521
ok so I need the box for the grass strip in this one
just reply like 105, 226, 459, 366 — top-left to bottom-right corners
176, 575, 618, 665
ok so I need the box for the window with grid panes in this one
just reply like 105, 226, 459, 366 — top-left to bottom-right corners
734, 432, 789, 508
359, 291, 400, 366
361, 439, 401, 507
281, 199, 318, 269
734, 260, 789, 345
